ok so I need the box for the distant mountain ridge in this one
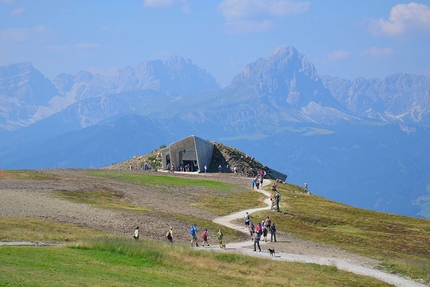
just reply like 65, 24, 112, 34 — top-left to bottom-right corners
0, 46, 429, 219
321, 74, 430, 126
0, 56, 220, 131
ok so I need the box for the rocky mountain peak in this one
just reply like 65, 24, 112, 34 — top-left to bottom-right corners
229, 46, 339, 110
0, 61, 34, 78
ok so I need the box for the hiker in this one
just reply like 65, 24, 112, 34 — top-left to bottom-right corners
275, 191, 281, 212
166, 227, 173, 243
265, 216, 271, 229
133, 226, 139, 241
254, 223, 262, 252
218, 164, 222, 173
271, 184, 276, 191
304, 182, 308, 190
244, 212, 250, 230
270, 223, 277, 242
255, 178, 260, 189
251, 178, 255, 189
217, 229, 224, 248
201, 229, 209, 246
269, 193, 273, 201
249, 222, 255, 240
190, 224, 199, 247
262, 224, 268, 242
204, 165, 207, 173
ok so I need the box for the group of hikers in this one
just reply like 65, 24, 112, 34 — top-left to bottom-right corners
245, 212, 277, 252
132, 173, 288, 250
189, 224, 225, 248
133, 224, 225, 248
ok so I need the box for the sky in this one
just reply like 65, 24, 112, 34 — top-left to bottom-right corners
1, 0, 430, 87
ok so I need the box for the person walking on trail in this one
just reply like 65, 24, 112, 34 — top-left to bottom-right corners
254, 223, 262, 252
244, 212, 250, 230
190, 224, 199, 247
201, 228, 209, 246
262, 224, 268, 242
166, 227, 173, 243
133, 226, 139, 241
249, 222, 255, 240
270, 223, 277, 242
217, 229, 224, 248
255, 177, 260, 189
256, 221, 263, 235
275, 191, 281, 212
265, 216, 271, 229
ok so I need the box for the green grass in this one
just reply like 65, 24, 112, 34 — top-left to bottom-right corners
0, 236, 393, 286
0, 217, 110, 242
251, 183, 430, 283
0, 170, 57, 180
53, 189, 151, 213
195, 189, 266, 216
87, 170, 236, 193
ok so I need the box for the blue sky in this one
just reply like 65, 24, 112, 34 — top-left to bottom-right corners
1, 0, 430, 87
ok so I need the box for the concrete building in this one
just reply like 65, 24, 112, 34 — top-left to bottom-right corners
161, 135, 214, 172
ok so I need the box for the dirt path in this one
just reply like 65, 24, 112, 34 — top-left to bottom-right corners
0, 169, 427, 286
210, 181, 428, 287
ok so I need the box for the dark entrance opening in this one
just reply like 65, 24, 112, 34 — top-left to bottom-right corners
182, 160, 196, 172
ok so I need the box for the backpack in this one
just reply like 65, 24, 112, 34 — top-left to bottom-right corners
201, 231, 207, 239
190, 227, 196, 236
166, 231, 170, 237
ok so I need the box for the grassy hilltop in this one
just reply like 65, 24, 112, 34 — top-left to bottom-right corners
0, 169, 429, 286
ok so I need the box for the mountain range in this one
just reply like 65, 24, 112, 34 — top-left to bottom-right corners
0, 46, 429, 219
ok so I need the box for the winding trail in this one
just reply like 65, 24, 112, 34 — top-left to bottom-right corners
210, 181, 427, 287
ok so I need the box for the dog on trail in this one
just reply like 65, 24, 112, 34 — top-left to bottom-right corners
268, 248, 275, 257
221, 244, 226, 249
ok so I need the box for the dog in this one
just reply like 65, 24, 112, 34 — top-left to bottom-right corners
221, 244, 226, 249
268, 248, 275, 257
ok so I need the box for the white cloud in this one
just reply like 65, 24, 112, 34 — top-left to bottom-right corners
11, 7, 24, 16
361, 47, 394, 57
0, 25, 46, 42
218, 0, 310, 21
326, 50, 349, 62
75, 42, 99, 49
367, 2, 430, 36
142, 0, 190, 13
218, 0, 310, 33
